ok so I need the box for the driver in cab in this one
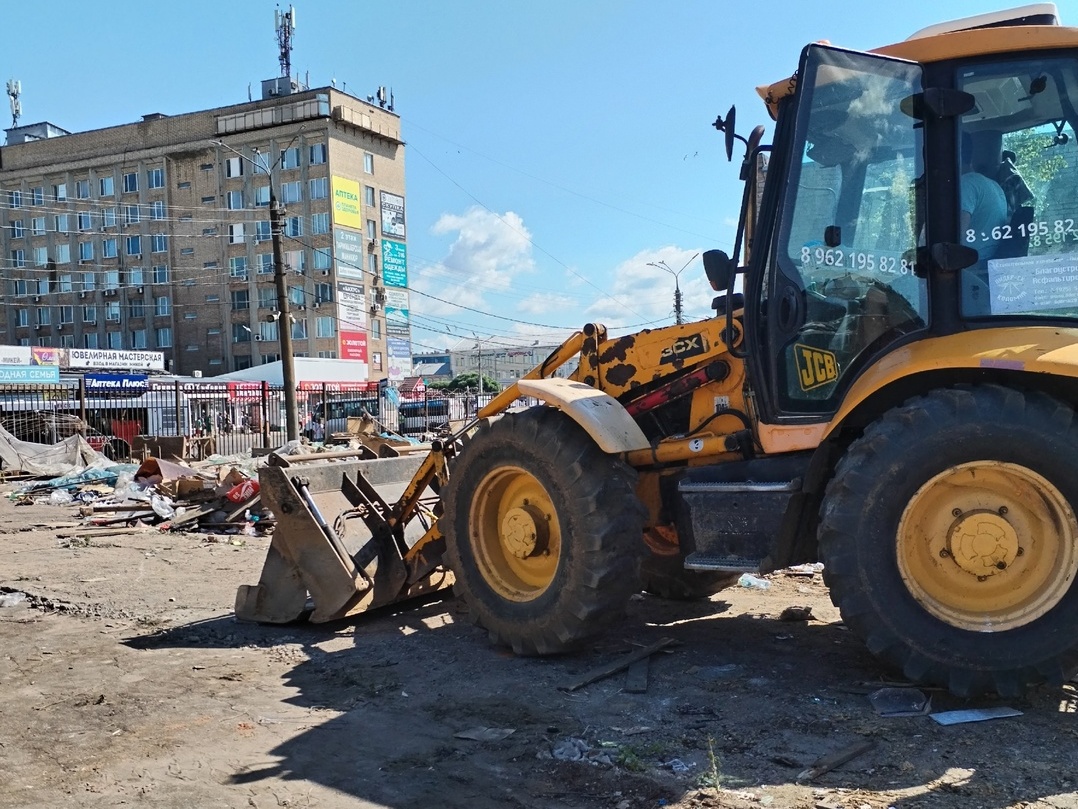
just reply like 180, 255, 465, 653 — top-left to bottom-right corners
960, 132, 1008, 261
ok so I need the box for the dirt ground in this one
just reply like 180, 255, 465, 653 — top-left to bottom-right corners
2, 489, 1077, 809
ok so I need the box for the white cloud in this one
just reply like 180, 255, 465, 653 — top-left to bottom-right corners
584, 246, 715, 329
412, 206, 536, 318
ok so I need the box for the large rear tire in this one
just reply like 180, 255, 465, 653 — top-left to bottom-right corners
443, 408, 645, 655
819, 385, 1078, 696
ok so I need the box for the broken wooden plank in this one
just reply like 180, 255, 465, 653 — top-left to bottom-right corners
797, 739, 875, 781
624, 657, 650, 693
56, 527, 153, 538
559, 637, 676, 692
168, 503, 221, 527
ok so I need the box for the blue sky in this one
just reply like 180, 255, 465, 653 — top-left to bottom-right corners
2, 0, 1043, 354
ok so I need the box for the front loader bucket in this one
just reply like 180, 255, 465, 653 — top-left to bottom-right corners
235, 450, 452, 624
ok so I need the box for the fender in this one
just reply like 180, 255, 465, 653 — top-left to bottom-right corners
828, 326, 1078, 437
516, 378, 650, 454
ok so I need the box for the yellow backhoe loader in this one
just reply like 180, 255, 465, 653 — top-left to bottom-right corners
238, 3, 1078, 697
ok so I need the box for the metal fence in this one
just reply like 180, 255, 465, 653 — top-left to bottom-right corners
0, 381, 501, 460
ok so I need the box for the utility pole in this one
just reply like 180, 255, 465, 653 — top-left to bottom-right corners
270, 190, 300, 441
648, 253, 699, 326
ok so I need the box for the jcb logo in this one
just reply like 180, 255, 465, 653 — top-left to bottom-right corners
794, 344, 838, 391
660, 333, 708, 364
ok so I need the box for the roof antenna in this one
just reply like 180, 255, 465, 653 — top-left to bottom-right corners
274, 5, 297, 79
6, 79, 22, 128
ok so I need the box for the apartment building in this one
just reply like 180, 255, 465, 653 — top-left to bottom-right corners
0, 80, 410, 380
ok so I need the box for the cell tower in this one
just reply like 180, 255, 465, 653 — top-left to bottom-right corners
6, 79, 21, 128
275, 5, 297, 79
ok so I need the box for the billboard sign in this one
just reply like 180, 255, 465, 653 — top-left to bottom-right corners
0, 346, 31, 366
333, 227, 365, 280
382, 239, 407, 287
337, 281, 369, 365
380, 191, 405, 239
384, 288, 410, 334
85, 374, 149, 393
68, 348, 165, 371
0, 365, 60, 383
331, 176, 362, 230
386, 336, 412, 382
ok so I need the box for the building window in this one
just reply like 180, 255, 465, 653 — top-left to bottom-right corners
33, 247, 48, 266
201, 196, 216, 205
16, 310, 29, 327
258, 288, 276, 309
363, 152, 374, 174
129, 267, 144, 285
7, 189, 22, 208
260, 320, 278, 341
309, 177, 328, 200
31, 217, 45, 236
77, 212, 93, 232
36, 307, 51, 326
280, 147, 300, 170
315, 283, 333, 304
371, 318, 381, 339
366, 219, 376, 239
317, 350, 336, 359
373, 351, 383, 371
151, 201, 166, 220
316, 316, 335, 338
83, 332, 98, 349
231, 290, 250, 310
281, 181, 302, 204
257, 253, 274, 274
55, 214, 70, 233
123, 204, 140, 225
53, 183, 67, 201
130, 329, 147, 349
368, 253, 378, 275
106, 331, 122, 349
313, 248, 331, 270
180, 248, 195, 256
289, 285, 305, 306
102, 207, 116, 228
153, 296, 170, 316
10, 219, 24, 239
151, 234, 168, 253
232, 323, 251, 343
285, 217, 303, 238
225, 157, 243, 178
153, 265, 169, 284
122, 172, 138, 193
56, 244, 71, 264
36, 278, 49, 294
200, 163, 214, 172
30, 187, 43, 205
102, 239, 118, 258
311, 212, 329, 235
254, 186, 270, 207
129, 299, 145, 318
83, 272, 96, 291
59, 306, 73, 324
147, 168, 164, 189
83, 306, 97, 323
364, 185, 375, 207
177, 181, 191, 190
156, 327, 172, 347
226, 190, 244, 210
291, 318, 308, 340
99, 176, 114, 197
286, 249, 305, 273
105, 270, 120, 290
309, 143, 327, 165
126, 235, 142, 256
78, 242, 93, 262
75, 180, 90, 199
254, 221, 271, 243
230, 256, 248, 279
228, 223, 245, 244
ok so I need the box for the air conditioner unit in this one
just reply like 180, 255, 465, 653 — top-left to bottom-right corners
369, 304, 379, 313
104, 289, 117, 297
136, 286, 144, 294
79, 291, 87, 299
367, 240, 376, 252
311, 302, 320, 310
34, 325, 42, 331
319, 269, 330, 276
255, 335, 263, 341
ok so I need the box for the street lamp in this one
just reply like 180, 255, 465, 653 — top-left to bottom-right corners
647, 253, 700, 326
214, 139, 300, 442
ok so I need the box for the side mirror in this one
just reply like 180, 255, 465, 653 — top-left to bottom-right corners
703, 249, 736, 291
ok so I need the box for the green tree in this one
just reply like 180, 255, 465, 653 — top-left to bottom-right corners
442, 372, 499, 393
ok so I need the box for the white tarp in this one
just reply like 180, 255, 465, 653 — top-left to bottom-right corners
0, 423, 104, 477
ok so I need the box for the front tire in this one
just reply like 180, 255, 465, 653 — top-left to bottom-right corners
442, 409, 645, 655
819, 385, 1078, 696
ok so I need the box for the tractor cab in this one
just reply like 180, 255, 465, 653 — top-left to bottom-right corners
720, 8, 1078, 425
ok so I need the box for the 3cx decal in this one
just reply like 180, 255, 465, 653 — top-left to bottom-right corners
660, 333, 708, 365
794, 343, 838, 391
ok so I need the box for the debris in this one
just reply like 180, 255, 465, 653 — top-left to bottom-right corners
868, 687, 931, 717
624, 657, 650, 693
0, 591, 28, 607
454, 726, 516, 742
930, 706, 1023, 725
779, 605, 814, 622
785, 563, 825, 577
551, 737, 590, 761
738, 573, 771, 589
797, 739, 876, 781
48, 489, 74, 505
559, 637, 677, 692
664, 758, 695, 774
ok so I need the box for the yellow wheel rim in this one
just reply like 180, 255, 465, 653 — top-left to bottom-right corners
897, 461, 1078, 631
469, 465, 560, 602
